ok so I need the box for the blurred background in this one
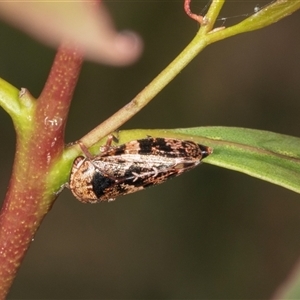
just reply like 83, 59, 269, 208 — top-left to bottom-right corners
1, 1, 300, 299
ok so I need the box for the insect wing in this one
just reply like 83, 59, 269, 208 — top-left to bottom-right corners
100, 137, 208, 160
90, 153, 201, 200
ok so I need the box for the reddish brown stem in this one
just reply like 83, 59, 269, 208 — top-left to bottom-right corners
37, 42, 83, 154
0, 43, 83, 299
184, 0, 204, 24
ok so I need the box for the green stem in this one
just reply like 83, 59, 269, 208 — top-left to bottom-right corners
78, 0, 300, 150
79, 0, 224, 148
206, 0, 300, 43
0, 78, 21, 120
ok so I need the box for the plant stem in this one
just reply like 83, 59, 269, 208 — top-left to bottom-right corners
0, 43, 82, 299
79, 0, 300, 149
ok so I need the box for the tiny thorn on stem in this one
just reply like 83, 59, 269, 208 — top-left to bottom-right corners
184, 0, 204, 25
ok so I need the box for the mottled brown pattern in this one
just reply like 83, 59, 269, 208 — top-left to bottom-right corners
69, 137, 212, 203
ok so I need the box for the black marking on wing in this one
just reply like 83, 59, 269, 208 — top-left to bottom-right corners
91, 172, 115, 198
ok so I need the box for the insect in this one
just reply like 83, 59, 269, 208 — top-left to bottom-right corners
69, 136, 212, 203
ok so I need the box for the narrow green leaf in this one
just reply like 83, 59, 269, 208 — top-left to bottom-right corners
175, 127, 300, 194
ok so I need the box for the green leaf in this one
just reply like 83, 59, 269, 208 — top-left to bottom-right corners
114, 127, 300, 194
